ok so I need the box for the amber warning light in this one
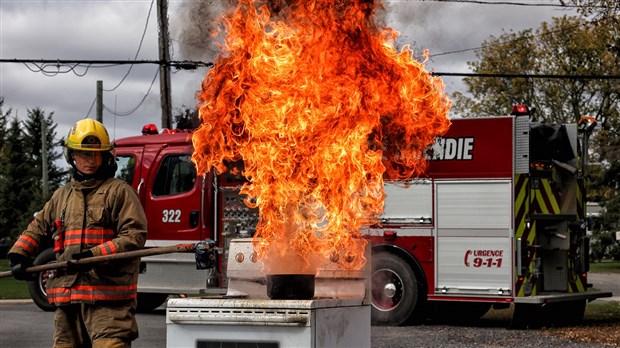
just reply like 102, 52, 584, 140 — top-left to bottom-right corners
191, 0, 452, 276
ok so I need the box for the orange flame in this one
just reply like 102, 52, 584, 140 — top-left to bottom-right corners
191, 0, 451, 275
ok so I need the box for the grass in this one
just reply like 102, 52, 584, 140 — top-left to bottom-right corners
585, 301, 620, 320
0, 261, 31, 299
589, 260, 620, 273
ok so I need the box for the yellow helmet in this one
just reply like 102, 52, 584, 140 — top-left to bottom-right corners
65, 119, 112, 151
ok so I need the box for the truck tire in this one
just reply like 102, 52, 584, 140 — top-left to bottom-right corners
27, 248, 56, 312
371, 252, 424, 326
511, 303, 546, 329
136, 293, 168, 313
547, 300, 586, 327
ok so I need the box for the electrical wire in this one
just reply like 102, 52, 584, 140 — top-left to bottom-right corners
85, 96, 97, 118
3, 58, 212, 69
22, 62, 93, 77
431, 72, 620, 79
387, 0, 594, 8
429, 15, 605, 58
103, 69, 159, 117
104, 0, 155, 92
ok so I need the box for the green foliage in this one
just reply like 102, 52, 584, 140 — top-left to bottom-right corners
0, 100, 67, 246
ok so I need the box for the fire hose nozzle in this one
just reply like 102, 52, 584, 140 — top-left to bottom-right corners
195, 239, 217, 270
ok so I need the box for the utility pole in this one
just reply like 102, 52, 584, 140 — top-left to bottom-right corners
41, 117, 49, 198
157, 0, 172, 129
96, 80, 103, 123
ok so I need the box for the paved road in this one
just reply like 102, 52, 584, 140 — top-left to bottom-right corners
1, 299, 616, 348
0, 273, 617, 347
0, 301, 166, 348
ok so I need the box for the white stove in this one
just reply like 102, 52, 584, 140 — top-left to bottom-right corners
166, 298, 370, 348
165, 239, 371, 348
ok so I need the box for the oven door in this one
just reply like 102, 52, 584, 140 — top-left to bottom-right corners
166, 298, 370, 348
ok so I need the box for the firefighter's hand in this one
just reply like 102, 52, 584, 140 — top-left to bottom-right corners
7, 253, 35, 281
66, 250, 94, 274
72, 250, 93, 260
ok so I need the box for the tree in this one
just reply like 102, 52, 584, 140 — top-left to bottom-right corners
0, 105, 67, 250
0, 99, 13, 256
452, 16, 619, 125
21, 108, 67, 218
452, 15, 620, 260
567, 0, 619, 19
173, 106, 200, 130
0, 117, 32, 243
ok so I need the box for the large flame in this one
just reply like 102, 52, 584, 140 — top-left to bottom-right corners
192, 0, 451, 274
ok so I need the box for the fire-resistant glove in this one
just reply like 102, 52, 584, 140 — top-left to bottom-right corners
66, 250, 94, 275
7, 253, 35, 281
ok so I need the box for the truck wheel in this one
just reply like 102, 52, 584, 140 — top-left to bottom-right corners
511, 303, 546, 329
136, 293, 168, 313
27, 248, 56, 312
371, 252, 424, 326
547, 300, 586, 327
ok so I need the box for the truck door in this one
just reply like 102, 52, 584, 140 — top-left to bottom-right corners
144, 145, 203, 243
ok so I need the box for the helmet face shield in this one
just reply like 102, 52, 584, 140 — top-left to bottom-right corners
65, 119, 112, 152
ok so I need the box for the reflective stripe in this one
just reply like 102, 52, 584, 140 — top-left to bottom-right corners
531, 178, 561, 215
64, 229, 115, 246
577, 179, 585, 220
15, 235, 38, 254
47, 284, 138, 304
98, 241, 117, 255
514, 174, 538, 297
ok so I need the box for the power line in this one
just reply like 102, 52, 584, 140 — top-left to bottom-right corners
104, 0, 155, 92
22, 62, 93, 77
103, 68, 160, 117
5, 57, 618, 81
0, 58, 212, 70
1, 57, 212, 120
432, 72, 620, 79
388, 0, 585, 8
85, 96, 97, 118
430, 16, 603, 58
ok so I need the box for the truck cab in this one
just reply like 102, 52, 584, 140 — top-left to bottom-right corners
111, 127, 219, 310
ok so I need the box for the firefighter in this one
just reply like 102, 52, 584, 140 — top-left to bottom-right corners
7, 118, 147, 348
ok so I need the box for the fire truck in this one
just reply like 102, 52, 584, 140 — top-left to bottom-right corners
28, 105, 611, 327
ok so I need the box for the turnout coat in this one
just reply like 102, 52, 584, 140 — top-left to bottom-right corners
9, 177, 147, 306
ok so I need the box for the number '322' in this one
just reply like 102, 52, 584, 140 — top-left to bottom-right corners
162, 209, 181, 223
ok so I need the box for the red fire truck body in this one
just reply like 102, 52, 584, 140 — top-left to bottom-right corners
368, 111, 611, 326
29, 108, 611, 326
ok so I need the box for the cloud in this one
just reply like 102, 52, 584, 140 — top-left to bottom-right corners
1, 0, 577, 148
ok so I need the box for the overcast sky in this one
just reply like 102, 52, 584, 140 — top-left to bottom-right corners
0, 0, 577, 147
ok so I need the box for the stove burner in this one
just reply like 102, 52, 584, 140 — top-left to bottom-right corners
266, 274, 315, 300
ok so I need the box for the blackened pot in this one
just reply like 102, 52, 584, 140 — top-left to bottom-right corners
266, 274, 315, 300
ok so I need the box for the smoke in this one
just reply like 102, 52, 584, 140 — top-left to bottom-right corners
384, 1, 451, 57
171, 0, 392, 63
170, 0, 228, 63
